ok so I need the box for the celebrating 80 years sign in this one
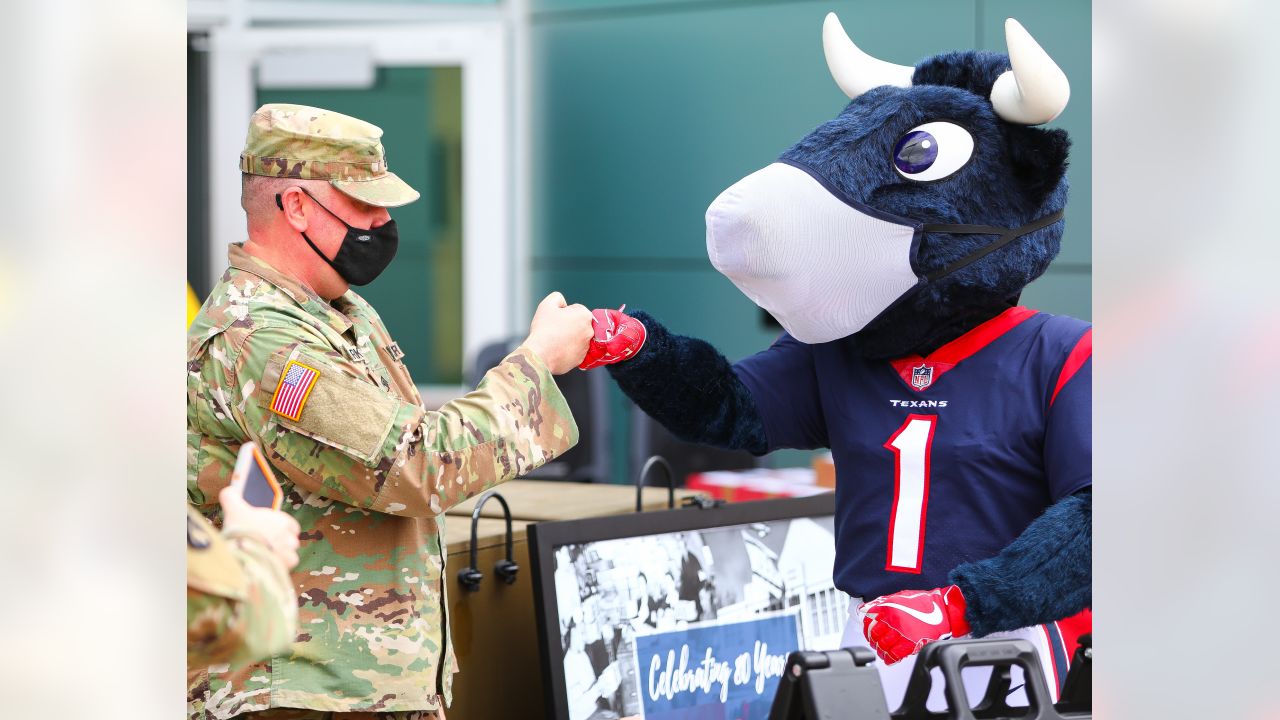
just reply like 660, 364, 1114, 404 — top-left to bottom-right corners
632, 610, 799, 720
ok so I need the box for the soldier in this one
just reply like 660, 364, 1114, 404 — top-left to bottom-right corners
188, 486, 302, 668
188, 104, 592, 720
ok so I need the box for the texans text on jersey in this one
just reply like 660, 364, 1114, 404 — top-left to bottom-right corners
889, 399, 949, 408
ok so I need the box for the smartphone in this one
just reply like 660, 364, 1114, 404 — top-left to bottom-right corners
232, 441, 283, 510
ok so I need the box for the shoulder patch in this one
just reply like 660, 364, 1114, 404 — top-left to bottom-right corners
260, 349, 403, 465
270, 360, 321, 421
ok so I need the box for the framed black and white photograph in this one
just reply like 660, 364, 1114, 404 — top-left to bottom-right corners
530, 494, 847, 720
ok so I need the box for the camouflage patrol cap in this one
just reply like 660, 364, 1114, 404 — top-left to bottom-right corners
240, 103, 420, 208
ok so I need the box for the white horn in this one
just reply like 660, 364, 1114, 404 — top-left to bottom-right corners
990, 18, 1070, 125
822, 12, 913, 100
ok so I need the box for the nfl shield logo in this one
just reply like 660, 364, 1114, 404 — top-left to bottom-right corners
911, 364, 934, 390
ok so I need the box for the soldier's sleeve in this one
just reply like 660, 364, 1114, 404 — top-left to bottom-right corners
231, 325, 578, 516
186, 507, 298, 668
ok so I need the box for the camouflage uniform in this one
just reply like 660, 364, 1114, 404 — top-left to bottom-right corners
188, 505, 298, 669
188, 105, 578, 719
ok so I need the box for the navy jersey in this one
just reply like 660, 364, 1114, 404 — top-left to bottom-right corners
733, 307, 1092, 600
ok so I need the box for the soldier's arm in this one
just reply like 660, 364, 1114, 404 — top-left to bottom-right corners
187, 509, 298, 668
229, 326, 578, 517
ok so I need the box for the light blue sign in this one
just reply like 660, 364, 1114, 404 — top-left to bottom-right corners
633, 610, 799, 720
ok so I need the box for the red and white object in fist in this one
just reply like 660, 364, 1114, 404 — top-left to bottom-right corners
578, 305, 647, 370
860, 585, 972, 665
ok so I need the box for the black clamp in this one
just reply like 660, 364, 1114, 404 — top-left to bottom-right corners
895, 638, 1071, 719
457, 491, 519, 592
681, 494, 725, 510
634, 455, 676, 513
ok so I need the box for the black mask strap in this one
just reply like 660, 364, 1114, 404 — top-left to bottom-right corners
277, 189, 369, 234
299, 231, 339, 267
276, 189, 374, 267
922, 210, 1065, 282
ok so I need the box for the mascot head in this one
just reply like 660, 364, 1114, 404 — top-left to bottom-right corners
707, 14, 1071, 358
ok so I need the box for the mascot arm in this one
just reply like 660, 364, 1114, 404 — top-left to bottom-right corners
606, 310, 822, 455
949, 487, 1091, 637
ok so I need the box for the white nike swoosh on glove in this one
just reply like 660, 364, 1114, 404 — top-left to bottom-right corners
872, 601, 943, 625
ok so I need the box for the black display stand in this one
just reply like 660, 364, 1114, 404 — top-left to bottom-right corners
769, 647, 893, 720
769, 637, 1092, 720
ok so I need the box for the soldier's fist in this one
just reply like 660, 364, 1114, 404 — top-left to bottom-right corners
523, 292, 595, 375
219, 485, 302, 570
860, 585, 971, 665
579, 306, 647, 370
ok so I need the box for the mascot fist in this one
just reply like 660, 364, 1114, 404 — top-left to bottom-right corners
578, 306, 646, 370
860, 585, 971, 665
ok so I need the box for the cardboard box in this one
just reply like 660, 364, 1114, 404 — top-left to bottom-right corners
813, 453, 836, 489
445, 515, 540, 719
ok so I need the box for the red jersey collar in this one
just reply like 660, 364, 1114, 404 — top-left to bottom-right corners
888, 306, 1038, 392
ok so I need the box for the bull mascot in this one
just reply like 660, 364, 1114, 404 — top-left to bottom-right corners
580, 13, 1092, 708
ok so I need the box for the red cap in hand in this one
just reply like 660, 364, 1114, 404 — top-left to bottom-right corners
579, 306, 646, 370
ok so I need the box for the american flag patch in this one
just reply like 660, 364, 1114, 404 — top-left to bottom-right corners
270, 360, 320, 421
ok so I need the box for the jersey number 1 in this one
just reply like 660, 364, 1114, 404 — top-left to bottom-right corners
884, 414, 937, 573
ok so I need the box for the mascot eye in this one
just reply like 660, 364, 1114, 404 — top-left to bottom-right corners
892, 122, 974, 182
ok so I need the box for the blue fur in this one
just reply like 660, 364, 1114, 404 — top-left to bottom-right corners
607, 310, 768, 455
951, 489, 1092, 637
609, 47, 1087, 635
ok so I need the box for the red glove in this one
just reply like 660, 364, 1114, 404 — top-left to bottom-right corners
860, 585, 971, 665
578, 306, 647, 371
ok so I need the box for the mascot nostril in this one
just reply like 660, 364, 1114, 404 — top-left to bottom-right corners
583, 12, 1090, 708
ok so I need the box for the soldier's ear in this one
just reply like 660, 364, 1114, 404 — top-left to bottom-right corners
278, 186, 311, 233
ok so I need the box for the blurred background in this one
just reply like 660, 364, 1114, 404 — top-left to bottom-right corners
4, 0, 1280, 717
185, 0, 1091, 486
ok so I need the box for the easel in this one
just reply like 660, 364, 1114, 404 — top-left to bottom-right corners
768, 637, 1092, 720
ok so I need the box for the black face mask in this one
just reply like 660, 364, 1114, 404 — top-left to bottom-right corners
277, 189, 399, 286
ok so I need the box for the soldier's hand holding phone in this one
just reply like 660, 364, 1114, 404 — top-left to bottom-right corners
220, 442, 301, 570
